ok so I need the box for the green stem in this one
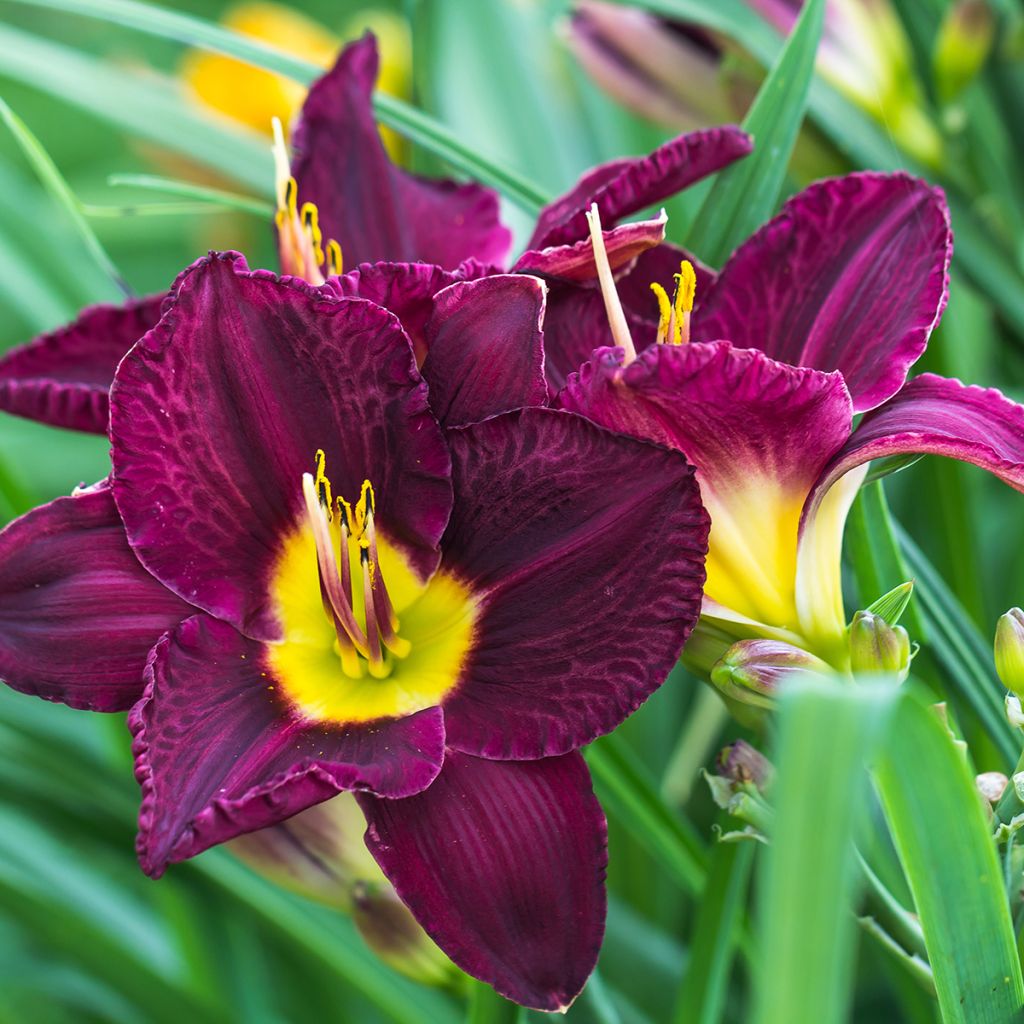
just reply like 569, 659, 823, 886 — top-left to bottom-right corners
465, 980, 519, 1024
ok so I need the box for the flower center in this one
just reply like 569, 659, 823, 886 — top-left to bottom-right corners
265, 450, 478, 724
272, 117, 343, 284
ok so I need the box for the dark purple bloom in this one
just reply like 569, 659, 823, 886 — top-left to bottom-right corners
557, 172, 1024, 669
0, 253, 708, 1010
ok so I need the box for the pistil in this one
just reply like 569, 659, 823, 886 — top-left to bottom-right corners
586, 202, 637, 364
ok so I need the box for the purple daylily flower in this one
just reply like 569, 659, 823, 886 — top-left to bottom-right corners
0, 252, 709, 1010
0, 30, 752, 434
559, 172, 1024, 665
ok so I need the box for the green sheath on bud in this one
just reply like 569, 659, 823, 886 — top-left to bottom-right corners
865, 580, 914, 626
848, 610, 911, 679
996, 608, 1024, 697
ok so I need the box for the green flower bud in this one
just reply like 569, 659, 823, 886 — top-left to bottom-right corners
848, 611, 911, 679
711, 639, 831, 710
995, 608, 1024, 696
933, 0, 996, 104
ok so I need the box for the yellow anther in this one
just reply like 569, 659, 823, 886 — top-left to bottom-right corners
313, 449, 333, 519
674, 260, 697, 316
300, 201, 325, 266
651, 282, 672, 345
326, 238, 343, 277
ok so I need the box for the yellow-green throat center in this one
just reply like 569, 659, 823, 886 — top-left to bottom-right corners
266, 450, 477, 724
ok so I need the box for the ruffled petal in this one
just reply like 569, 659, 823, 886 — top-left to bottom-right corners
693, 173, 951, 412
132, 613, 445, 877
440, 408, 708, 758
326, 260, 484, 363
0, 482, 192, 711
0, 294, 165, 433
558, 342, 853, 634
810, 373, 1024, 513
421, 275, 548, 428
358, 750, 606, 1011
110, 253, 451, 642
513, 213, 667, 283
529, 126, 752, 249
291, 35, 511, 269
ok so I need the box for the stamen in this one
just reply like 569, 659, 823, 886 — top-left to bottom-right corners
365, 508, 411, 658
673, 260, 696, 346
361, 547, 389, 679
650, 282, 672, 345
326, 239, 344, 277
586, 202, 636, 363
313, 448, 332, 520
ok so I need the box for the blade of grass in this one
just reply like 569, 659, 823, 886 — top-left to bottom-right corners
672, 837, 754, 1024
873, 688, 1024, 1022
2, 0, 550, 213
107, 174, 274, 217
586, 733, 707, 896
686, 0, 824, 264
0, 96, 127, 296
755, 679, 897, 1024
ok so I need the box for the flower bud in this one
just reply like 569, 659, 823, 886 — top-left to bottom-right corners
711, 640, 831, 709
351, 881, 455, 986
976, 771, 1009, 804
715, 740, 774, 792
848, 611, 911, 679
229, 794, 454, 985
995, 608, 1024, 696
933, 0, 996, 104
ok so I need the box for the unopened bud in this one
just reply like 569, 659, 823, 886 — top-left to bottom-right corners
976, 771, 1009, 804
711, 640, 830, 709
933, 0, 996, 104
995, 608, 1024, 696
714, 740, 774, 793
848, 611, 911, 679
352, 882, 456, 986
229, 794, 453, 985
1008, 694, 1024, 730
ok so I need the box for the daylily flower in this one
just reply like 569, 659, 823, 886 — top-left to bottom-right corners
558, 172, 1024, 669
0, 252, 709, 1009
0, 22, 753, 434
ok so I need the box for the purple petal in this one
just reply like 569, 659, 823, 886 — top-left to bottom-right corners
810, 373, 1024, 513
0, 294, 165, 433
693, 173, 952, 412
328, 258, 498, 365
440, 408, 708, 759
0, 482, 191, 711
514, 213, 667, 283
558, 342, 852, 628
529, 126, 752, 250
291, 35, 511, 269
358, 750, 606, 1011
422, 275, 548, 428
132, 613, 445, 877
110, 252, 452, 642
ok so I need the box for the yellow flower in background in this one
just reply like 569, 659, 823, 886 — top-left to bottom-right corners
181, 2, 411, 157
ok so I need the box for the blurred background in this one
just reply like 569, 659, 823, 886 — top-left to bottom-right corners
0, 0, 1022, 1020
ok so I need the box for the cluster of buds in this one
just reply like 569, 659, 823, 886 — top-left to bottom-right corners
995, 608, 1024, 728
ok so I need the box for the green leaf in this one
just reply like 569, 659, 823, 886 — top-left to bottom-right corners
0, 96, 127, 297
873, 689, 1024, 1022
586, 733, 708, 896
672, 838, 754, 1024
680, 0, 824, 265
2, 0, 550, 214
465, 980, 520, 1024
0, 22, 273, 193
105, 174, 274, 217
754, 679, 897, 1024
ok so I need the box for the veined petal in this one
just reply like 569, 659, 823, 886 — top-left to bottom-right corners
514, 213, 667, 283
0, 482, 191, 710
110, 252, 452, 642
440, 408, 708, 759
559, 342, 853, 633
132, 613, 445, 877
0, 294, 165, 433
810, 373, 1024, 512
422, 275, 548, 428
693, 173, 951, 412
358, 750, 606, 1012
291, 35, 511, 268
529, 126, 752, 250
